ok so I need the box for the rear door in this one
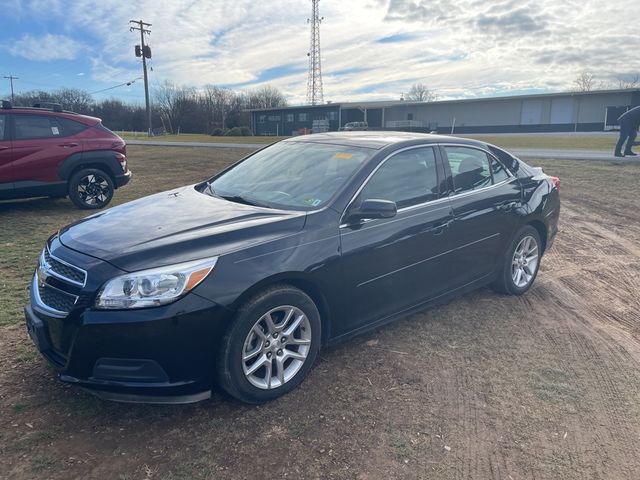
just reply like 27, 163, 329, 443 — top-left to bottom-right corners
440, 145, 522, 286
11, 113, 84, 185
0, 113, 12, 192
338, 145, 454, 335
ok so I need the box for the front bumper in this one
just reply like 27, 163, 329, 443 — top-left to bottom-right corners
25, 290, 234, 403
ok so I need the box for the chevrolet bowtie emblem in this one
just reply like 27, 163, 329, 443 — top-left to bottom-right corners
37, 264, 49, 287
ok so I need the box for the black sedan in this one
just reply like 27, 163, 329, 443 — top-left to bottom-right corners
25, 132, 560, 404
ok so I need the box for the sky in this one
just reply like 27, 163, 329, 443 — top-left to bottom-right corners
1, 0, 639, 105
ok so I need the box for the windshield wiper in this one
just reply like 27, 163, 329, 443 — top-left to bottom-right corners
204, 181, 218, 198
219, 194, 269, 208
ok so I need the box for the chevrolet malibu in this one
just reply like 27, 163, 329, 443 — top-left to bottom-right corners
25, 132, 560, 404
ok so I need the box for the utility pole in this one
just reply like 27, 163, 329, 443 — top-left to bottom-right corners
4, 75, 18, 102
306, 0, 324, 105
129, 20, 153, 136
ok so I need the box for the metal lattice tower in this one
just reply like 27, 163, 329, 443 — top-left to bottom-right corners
306, 0, 324, 105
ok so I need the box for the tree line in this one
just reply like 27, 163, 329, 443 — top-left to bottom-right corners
5, 82, 288, 135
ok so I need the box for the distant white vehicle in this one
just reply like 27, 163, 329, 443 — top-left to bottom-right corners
340, 121, 368, 131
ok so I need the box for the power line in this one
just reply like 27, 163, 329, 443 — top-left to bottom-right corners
4, 75, 18, 102
89, 78, 142, 95
130, 19, 153, 136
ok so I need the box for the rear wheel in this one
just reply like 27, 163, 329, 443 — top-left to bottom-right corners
216, 284, 321, 404
68, 168, 114, 209
492, 225, 542, 295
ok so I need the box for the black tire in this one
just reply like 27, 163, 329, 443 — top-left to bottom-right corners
216, 284, 321, 404
492, 225, 542, 295
68, 168, 114, 210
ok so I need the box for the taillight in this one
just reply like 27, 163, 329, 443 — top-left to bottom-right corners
115, 152, 127, 172
549, 175, 560, 191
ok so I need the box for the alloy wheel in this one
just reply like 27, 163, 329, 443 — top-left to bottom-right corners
242, 305, 312, 390
511, 235, 539, 288
77, 174, 110, 206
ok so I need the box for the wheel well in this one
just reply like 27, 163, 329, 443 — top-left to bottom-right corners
232, 276, 333, 346
68, 163, 116, 186
527, 220, 548, 253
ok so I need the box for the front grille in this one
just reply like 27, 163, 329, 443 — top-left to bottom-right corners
32, 244, 88, 316
43, 247, 86, 286
37, 283, 77, 313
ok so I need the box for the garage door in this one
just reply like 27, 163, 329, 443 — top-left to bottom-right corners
521, 100, 543, 125
550, 98, 574, 124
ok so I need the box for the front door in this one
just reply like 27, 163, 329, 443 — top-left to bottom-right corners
11, 113, 83, 185
440, 145, 522, 286
338, 146, 454, 336
0, 113, 13, 194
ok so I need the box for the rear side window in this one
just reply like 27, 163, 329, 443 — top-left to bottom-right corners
490, 157, 510, 183
358, 147, 439, 209
0, 115, 6, 140
444, 146, 492, 194
14, 114, 87, 140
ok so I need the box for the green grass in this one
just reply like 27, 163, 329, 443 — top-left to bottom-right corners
119, 130, 619, 151
460, 133, 617, 151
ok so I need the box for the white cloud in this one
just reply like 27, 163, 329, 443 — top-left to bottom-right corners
6, 33, 80, 61
8, 0, 640, 103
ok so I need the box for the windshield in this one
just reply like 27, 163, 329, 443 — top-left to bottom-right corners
205, 141, 374, 210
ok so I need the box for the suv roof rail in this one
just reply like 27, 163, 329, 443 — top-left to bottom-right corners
33, 102, 63, 112
1, 100, 11, 109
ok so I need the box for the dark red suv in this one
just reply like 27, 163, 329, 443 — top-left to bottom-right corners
0, 101, 131, 209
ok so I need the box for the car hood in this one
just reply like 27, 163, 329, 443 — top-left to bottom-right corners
59, 185, 306, 271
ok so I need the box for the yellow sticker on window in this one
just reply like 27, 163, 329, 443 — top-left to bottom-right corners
334, 153, 353, 159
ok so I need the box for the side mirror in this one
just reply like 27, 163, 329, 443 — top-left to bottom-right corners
347, 199, 397, 222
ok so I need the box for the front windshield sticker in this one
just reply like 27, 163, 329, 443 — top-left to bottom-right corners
334, 152, 353, 160
304, 198, 323, 207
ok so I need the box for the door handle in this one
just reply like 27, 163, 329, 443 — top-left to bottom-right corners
0, 146, 9, 151
499, 201, 519, 212
431, 219, 453, 235
59, 142, 79, 148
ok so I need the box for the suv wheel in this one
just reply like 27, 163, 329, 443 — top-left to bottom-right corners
216, 284, 321, 404
68, 168, 114, 209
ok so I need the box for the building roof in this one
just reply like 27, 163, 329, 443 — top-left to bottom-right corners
249, 88, 640, 112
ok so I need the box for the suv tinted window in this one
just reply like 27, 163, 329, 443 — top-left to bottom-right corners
0, 115, 6, 140
14, 114, 87, 140
444, 146, 493, 194
57, 117, 88, 136
358, 147, 439, 209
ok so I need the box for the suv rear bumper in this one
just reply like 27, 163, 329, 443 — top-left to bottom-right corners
115, 170, 132, 188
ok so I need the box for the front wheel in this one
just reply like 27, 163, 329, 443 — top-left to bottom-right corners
492, 226, 542, 295
68, 168, 114, 209
216, 284, 321, 404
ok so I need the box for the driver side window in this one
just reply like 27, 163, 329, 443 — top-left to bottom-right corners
357, 147, 439, 209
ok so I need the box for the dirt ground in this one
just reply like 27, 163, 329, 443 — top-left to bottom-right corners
1, 146, 640, 479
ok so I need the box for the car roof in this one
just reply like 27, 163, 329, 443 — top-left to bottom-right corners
7, 107, 101, 125
283, 131, 488, 150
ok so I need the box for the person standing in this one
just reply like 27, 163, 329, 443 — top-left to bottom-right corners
615, 105, 640, 157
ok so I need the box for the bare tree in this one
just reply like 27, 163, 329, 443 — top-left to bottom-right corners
406, 83, 437, 102
618, 74, 640, 89
574, 72, 596, 92
243, 85, 288, 110
153, 81, 198, 133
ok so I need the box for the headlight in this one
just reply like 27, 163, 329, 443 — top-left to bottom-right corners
95, 257, 218, 309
